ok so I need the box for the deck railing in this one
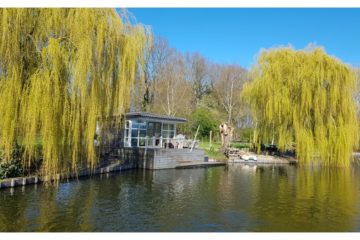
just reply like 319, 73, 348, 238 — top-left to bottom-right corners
125, 136, 197, 149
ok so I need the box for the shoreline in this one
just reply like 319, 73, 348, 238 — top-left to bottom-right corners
4, 151, 359, 190
0, 161, 133, 190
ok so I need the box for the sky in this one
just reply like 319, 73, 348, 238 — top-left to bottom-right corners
125, 8, 360, 69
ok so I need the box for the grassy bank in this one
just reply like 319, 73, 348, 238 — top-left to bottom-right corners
198, 141, 227, 161
199, 141, 251, 161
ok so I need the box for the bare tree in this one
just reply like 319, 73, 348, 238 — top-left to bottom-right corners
131, 36, 172, 111
151, 50, 194, 116
186, 53, 211, 105
212, 64, 247, 124
130, 36, 250, 133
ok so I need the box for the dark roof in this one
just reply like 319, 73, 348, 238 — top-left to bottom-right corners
125, 112, 187, 123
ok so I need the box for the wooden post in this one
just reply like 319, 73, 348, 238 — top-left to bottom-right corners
190, 125, 200, 152
209, 130, 212, 148
11, 179, 15, 187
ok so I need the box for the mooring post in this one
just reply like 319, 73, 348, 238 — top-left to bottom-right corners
10, 179, 15, 187
209, 130, 212, 148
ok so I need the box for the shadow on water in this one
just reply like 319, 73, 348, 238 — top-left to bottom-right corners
0, 164, 359, 232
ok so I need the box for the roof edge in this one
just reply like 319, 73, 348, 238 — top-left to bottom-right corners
125, 112, 187, 123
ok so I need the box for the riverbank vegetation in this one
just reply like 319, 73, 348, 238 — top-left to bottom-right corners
0, 9, 149, 178
130, 36, 250, 141
199, 140, 251, 161
198, 141, 227, 161
1, 9, 360, 181
242, 47, 359, 166
132, 36, 360, 167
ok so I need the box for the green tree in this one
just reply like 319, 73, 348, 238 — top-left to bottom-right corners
189, 107, 218, 139
0, 9, 150, 178
242, 46, 359, 166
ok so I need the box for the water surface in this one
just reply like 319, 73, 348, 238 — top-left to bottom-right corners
1, 164, 360, 232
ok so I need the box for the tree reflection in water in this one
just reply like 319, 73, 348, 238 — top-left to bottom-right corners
0, 165, 359, 232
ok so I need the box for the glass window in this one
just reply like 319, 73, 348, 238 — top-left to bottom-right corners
139, 129, 146, 137
131, 129, 138, 137
161, 122, 176, 140
132, 120, 139, 129
139, 138, 145, 146
147, 122, 154, 137
163, 131, 169, 138
124, 137, 130, 147
131, 138, 137, 147
148, 129, 154, 137
125, 120, 177, 148
139, 121, 147, 129
154, 123, 161, 137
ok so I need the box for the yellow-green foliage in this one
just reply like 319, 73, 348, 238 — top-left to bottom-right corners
0, 9, 150, 178
242, 47, 359, 166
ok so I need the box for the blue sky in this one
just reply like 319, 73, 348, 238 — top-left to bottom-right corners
126, 8, 360, 69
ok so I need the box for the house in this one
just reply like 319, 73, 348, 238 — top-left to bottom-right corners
99, 112, 207, 170
123, 112, 187, 148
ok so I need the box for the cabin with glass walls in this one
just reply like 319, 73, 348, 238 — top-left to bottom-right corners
123, 112, 187, 149
107, 112, 206, 170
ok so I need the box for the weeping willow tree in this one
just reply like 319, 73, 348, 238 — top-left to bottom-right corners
242, 47, 359, 166
0, 9, 150, 178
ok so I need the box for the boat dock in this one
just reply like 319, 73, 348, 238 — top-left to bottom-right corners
228, 157, 296, 164
225, 148, 297, 164
176, 161, 226, 169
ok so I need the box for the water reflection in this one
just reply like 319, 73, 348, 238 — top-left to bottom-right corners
0, 165, 359, 232
248, 165, 360, 231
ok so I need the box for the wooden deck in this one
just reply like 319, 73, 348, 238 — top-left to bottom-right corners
176, 161, 226, 169
225, 148, 297, 164
228, 155, 297, 164
228, 158, 295, 164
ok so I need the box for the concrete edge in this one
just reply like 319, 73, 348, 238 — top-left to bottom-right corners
0, 163, 129, 190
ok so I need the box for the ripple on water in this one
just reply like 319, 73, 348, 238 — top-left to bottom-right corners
1, 165, 360, 232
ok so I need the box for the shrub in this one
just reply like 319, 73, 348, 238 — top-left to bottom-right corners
0, 144, 24, 179
0, 159, 24, 179
188, 107, 219, 139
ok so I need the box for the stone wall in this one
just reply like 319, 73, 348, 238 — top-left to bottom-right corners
111, 148, 205, 170
0, 147, 205, 189
151, 149, 205, 169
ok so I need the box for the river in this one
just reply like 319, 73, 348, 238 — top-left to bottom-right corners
1, 164, 360, 232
